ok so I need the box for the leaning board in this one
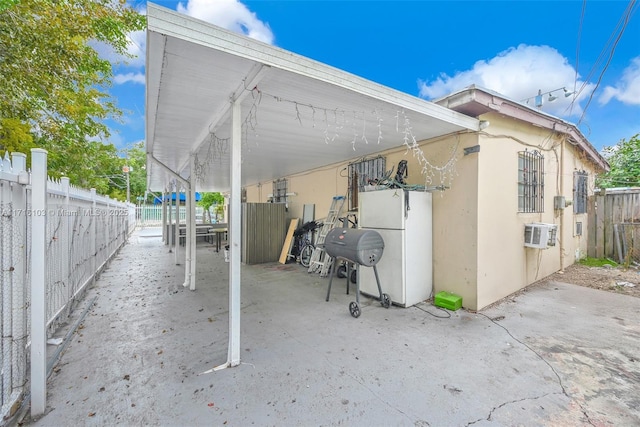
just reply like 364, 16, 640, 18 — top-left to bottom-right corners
279, 218, 299, 264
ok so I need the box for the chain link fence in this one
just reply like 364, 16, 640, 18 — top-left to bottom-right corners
0, 151, 136, 420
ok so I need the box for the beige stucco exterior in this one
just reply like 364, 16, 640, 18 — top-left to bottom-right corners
474, 113, 598, 309
243, 90, 605, 311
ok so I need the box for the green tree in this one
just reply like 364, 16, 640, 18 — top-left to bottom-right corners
198, 192, 224, 223
597, 134, 640, 188
86, 141, 148, 202
122, 141, 148, 203
0, 0, 145, 187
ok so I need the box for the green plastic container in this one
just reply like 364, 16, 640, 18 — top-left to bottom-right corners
434, 291, 462, 311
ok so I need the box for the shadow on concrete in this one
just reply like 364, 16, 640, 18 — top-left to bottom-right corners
26, 228, 640, 426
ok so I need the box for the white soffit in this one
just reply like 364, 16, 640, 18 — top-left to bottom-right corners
146, 3, 480, 192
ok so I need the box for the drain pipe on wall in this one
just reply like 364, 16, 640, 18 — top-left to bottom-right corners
559, 137, 565, 271
146, 154, 190, 197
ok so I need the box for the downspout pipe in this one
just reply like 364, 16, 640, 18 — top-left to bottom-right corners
559, 138, 565, 270
147, 153, 190, 188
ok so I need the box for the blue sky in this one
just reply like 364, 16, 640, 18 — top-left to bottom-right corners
111, 0, 640, 153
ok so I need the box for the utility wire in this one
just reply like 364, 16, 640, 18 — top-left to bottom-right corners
571, 0, 587, 115
578, 0, 638, 126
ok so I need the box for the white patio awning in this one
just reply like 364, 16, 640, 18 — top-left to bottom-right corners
145, 4, 480, 192
146, 2, 481, 371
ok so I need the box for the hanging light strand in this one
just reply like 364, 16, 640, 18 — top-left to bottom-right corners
193, 132, 232, 183
399, 110, 460, 188
195, 87, 459, 189
256, 89, 385, 147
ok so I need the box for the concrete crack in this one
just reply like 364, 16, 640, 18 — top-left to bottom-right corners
465, 392, 559, 426
340, 369, 416, 423
477, 313, 597, 426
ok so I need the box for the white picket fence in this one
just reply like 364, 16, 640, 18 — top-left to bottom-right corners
135, 205, 210, 227
0, 149, 136, 419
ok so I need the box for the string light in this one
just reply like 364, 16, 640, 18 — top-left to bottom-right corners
398, 110, 460, 188
194, 86, 460, 189
193, 133, 230, 183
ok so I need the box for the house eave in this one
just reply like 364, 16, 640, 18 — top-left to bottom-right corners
435, 86, 610, 172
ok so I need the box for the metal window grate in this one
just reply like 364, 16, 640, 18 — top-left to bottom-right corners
348, 156, 386, 210
272, 178, 287, 203
518, 150, 545, 213
573, 171, 588, 214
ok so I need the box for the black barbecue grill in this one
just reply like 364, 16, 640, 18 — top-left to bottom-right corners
324, 228, 390, 317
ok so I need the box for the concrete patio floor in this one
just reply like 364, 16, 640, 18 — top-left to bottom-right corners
25, 228, 640, 426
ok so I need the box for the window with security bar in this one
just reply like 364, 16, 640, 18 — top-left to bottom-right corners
518, 150, 544, 213
348, 156, 386, 210
573, 171, 588, 214
272, 178, 287, 203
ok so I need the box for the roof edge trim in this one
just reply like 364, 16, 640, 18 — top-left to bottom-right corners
439, 86, 609, 171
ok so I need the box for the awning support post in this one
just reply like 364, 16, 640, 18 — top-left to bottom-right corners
189, 153, 197, 290
228, 101, 242, 367
167, 182, 173, 252
174, 184, 180, 265
161, 190, 167, 242
204, 100, 242, 375
183, 182, 191, 288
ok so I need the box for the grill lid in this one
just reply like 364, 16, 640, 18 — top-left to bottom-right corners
324, 228, 384, 266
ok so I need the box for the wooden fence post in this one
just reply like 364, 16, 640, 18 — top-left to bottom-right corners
587, 195, 596, 258
595, 194, 605, 258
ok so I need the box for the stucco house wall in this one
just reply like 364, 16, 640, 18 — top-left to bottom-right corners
475, 114, 561, 309
471, 113, 602, 309
245, 159, 350, 220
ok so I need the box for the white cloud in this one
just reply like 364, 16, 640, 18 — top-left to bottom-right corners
91, 5, 146, 68
599, 57, 640, 106
114, 72, 145, 85
418, 44, 594, 117
177, 0, 274, 45
124, 29, 146, 68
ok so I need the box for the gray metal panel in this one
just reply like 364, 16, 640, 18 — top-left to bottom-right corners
242, 203, 286, 264
302, 204, 315, 224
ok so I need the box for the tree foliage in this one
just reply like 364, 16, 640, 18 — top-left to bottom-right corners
597, 133, 640, 189
198, 192, 225, 210
198, 192, 225, 223
89, 140, 148, 202
124, 141, 148, 203
0, 0, 145, 197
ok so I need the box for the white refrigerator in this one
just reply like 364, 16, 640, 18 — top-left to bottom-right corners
358, 189, 432, 307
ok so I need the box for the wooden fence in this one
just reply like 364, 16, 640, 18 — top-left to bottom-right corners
588, 188, 640, 261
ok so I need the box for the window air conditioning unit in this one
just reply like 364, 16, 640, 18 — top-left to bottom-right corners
524, 223, 558, 249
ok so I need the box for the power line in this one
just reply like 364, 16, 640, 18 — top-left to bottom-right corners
571, 0, 587, 115
577, 0, 638, 126
568, 0, 638, 119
